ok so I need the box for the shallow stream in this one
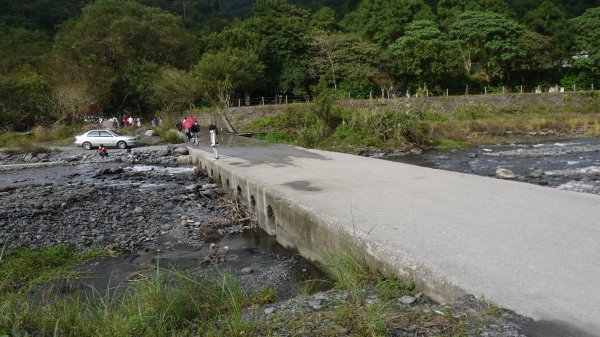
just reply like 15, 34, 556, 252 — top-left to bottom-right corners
384, 138, 600, 195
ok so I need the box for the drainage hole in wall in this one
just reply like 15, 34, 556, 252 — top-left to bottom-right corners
226, 179, 230, 187
267, 205, 274, 218
250, 195, 256, 207
237, 186, 242, 195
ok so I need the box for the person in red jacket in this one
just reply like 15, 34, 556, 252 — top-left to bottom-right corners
98, 144, 108, 158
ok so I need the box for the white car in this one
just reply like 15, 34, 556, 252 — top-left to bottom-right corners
74, 129, 138, 150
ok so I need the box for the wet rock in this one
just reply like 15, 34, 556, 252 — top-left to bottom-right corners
173, 147, 189, 155
529, 169, 544, 178
241, 267, 253, 274
308, 300, 322, 310
398, 295, 416, 305
180, 219, 188, 227
30, 157, 40, 163
24, 153, 34, 162
110, 167, 123, 174
264, 307, 275, 315
467, 153, 478, 158
134, 207, 144, 214
495, 168, 516, 179
157, 148, 170, 157
145, 130, 154, 137
176, 156, 191, 165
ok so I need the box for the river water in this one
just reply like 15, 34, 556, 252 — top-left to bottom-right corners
383, 138, 600, 195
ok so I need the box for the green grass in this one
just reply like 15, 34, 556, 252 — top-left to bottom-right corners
0, 245, 278, 337
0, 138, 51, 154
0, 132, 28, 148
0, 243, 516, 336
0, 245, 105, 296
1, 124, 85, 152
245, 93, 600, 152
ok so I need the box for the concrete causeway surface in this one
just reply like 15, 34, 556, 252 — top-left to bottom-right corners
189, 135, 600, 337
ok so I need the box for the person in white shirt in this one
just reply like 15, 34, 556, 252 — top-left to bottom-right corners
209, 125, 219, 159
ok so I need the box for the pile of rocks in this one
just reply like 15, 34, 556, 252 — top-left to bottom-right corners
0, 146, 236, 252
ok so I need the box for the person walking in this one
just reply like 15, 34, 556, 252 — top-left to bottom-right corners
209, 125, 219, 159
190, 121, 200, 145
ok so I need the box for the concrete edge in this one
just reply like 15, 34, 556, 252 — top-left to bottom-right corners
188, 147, 467, 304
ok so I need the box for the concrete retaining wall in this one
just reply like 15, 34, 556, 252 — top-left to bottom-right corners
188, 147, 465, 304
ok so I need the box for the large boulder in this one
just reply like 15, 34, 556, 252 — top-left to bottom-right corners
495, 168, 517, 179
145, 130, 155, 137
176, 155, 191, 164
157, 148, 170, 157
173, 147, 189, 155
135, 126, 150, 136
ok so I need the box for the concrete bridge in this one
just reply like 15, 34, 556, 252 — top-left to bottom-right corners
188, 135, 600, 337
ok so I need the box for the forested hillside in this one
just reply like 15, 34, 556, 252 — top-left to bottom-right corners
1, 0, 598, 129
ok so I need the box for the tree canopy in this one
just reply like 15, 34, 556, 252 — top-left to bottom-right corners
1, 0, 599, 129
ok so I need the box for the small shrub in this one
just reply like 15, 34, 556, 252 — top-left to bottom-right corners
375, 277, 416, 303
157, 129, 183, 144
254, 131, 293, 144
453, 104, 492, 120
1, 138, 50, 154
419, 108, 448, 122
0, 132, 22, 147
32, 126, 52, 142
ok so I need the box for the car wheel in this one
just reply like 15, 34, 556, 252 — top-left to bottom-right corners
117, 141, 127, 149
83, 142, 92, 150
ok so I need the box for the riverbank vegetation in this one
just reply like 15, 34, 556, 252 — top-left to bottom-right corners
1, 0, 599, 132
0, 243, 518, 336
248, 90, 600, 152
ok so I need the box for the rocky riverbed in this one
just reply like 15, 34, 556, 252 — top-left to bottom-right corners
0, 145, 325, 299
384, 138, 600, 195
0, 144, 561, 336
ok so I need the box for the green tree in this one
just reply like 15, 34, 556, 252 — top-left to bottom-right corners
437, 0, 515, 29
342, 0, 434, 47
389, 20, 462, 86
0, 65, 50, 128
201, 27, 266, 56
310, 7, 339, 31
0, 0, 91, 33
54, 0, 195, 113
149, 67, 200, 111
524, 0, 567, 36
516, 31, 553, 82
194, 49, 264, 106
241, 0, 311, 94
449, 11, 526, 83
310, 30, 392, 91
569, 7, 600, 77
0, 25, 51, 75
